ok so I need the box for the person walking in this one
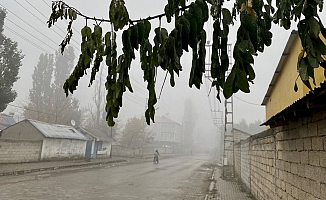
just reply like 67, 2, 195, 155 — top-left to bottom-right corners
153, 150, 160, 163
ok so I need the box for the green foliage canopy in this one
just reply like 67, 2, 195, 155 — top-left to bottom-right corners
47, 0, 326, 126
0, 8, 24, 112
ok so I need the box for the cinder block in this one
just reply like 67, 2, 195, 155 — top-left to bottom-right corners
317, 120, 326, 136
307, 122, 318, 138
299, 125, 309, 138
308, 151, 320, 166
303, 138, 312, 151
300, 151, 309, 164
296, 138, 304, 151
291, 163, 298, 175
311, 137, 324, 151
289, 140, 297, 151
321, 183, 326, 199
320, 151, 326, 168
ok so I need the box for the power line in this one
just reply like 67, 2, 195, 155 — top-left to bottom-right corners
5, 18, 59, 53
0, 3, 63, 49
41, 0, 81, 36
14, 0, 80, 48
4, 25, 49, 53
234, 96, 262, 106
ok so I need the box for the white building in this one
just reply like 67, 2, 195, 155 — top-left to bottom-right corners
1, 119, 87, 160
150, 115, 183, 153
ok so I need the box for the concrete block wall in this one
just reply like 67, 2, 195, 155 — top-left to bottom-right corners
233, 110, 326, 200
272, 113, 326, 200
250, 132, 276, 200
0, 139, 42, 163
234, 142, 241, 177
240, 139, 251, 190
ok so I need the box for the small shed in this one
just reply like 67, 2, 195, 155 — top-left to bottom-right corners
1, 119, 87, 160
77, 127, 114, 158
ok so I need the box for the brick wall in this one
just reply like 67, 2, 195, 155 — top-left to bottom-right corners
0, 139, 42, 163
233, 110, 326, 200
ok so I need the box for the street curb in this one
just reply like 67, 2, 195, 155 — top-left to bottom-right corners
0, 159, 127, 177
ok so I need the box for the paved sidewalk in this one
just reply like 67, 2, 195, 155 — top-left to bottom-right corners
212, 167, 254, 200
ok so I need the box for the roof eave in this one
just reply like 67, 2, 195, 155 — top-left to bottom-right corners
261, 30, 298, 105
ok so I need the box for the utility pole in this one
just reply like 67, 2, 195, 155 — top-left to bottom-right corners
205, 41, 235, 177
222, 44, 235, 178
205, 40, 224, 160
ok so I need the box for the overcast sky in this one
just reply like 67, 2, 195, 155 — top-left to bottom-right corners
2, 0, 322, 139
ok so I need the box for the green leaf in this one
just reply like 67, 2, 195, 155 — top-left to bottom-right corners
313, 37, 326, 55
298, 19, 308, 44
143, 20, 151, 39
223, 69, 236, 99
130, 25, 139, 50
294, 82, 298, 92
307, 53, 319, 68
196, 0, 209, 22
222, 8, 232, 25
298, 58, 309, 81
241, 13, 258, 51
137, 22, 145, 44
109, 0, 129, 31
185, 13, 198, 49
165, 5, 172, 23
308, 17, 320, 39
236, 69, 250, 93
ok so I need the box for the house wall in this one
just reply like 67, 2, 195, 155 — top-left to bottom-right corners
0, 121, 44, 141
233, 110, 326, 200
97, 141, 111, 157
40, 138, 86, 160
234, 130, 250, 142
265, 35, 326, 121
0, 139, 42, 163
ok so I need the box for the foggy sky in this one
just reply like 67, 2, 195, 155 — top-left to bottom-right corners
2, 0, 323, 139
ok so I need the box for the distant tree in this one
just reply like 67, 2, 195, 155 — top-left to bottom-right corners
234, 118, 264, 134
24, 53, 54, 121
119, 116, 152, 148
183, 98, 196, 151
248, 120, 265, 134
234, 118, 249, 133
0, 8, 24, 112
24, 46, 82, 126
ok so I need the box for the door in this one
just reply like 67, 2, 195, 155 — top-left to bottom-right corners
85, 140, 92, 159
93, 141, 98, 158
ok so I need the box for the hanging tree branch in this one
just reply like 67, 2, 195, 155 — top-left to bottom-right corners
47, 0, 326, 127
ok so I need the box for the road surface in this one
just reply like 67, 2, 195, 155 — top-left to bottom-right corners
0, 155, 215, 200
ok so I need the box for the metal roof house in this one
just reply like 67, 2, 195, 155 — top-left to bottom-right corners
77, 127, 115, 158
1, 119, 87, 160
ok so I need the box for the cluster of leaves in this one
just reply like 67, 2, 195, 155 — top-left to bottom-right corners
47, 0, 326, 127
289, 0, 326, 90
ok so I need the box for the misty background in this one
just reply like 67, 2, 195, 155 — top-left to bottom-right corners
2, 0, 320, 150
